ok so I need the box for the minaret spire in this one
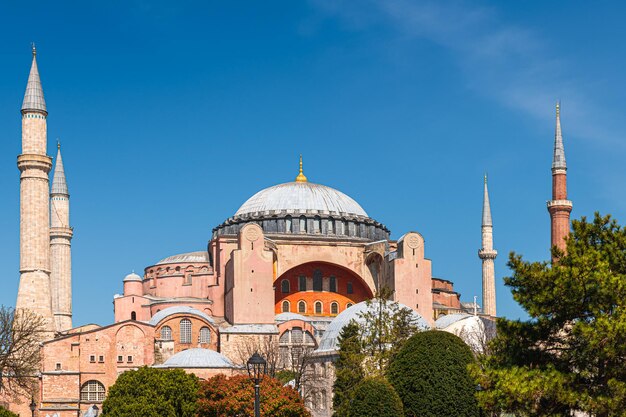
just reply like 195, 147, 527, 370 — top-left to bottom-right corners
478, 175, 497, 317
50, 141, 73, 331
547, 102, 572, 256
21, 44, 47, 115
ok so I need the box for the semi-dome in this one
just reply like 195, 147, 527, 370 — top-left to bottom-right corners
235, 181, 368, 218
154, 348, 234, 369
316, 300, 431, 353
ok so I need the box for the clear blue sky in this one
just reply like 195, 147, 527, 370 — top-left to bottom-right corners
1, 1, 625, 326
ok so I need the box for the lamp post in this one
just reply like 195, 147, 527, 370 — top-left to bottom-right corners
29, 398, 36, 417
247, 352, 267, 417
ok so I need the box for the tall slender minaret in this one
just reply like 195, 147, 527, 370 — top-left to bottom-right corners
50, 142, 73, 332
547, 103, 572, 255
478, 175, 497, 317
16, 45, 54, 337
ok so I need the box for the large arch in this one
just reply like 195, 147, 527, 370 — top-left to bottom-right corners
274, 261, 373, 317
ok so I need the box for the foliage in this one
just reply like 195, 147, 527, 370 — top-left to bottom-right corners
342, 377, 404, 417
473, 213, 626, 417
102, 367, 199, 417
0, 407, 18, 417
357, 287, 420, 376
0, 306, 46, 400
197, 374, 310, 417
388, 330, 480, 417
332, 320, 364, 417
275, 369, 297, 385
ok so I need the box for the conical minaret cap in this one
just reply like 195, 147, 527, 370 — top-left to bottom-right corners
482, 175, 492, 227
51, 143, 68, 195
21, 45, 47, 114
552, 102, 566, 170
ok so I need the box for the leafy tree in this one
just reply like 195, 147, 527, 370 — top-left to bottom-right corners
332, 321, 364, 416
0, 307, 46, 401
342, 377, 404, 417
197, 374, 310, 417
102, 367, 199, 417
388, 330, 480, 417
0, 407, 18, 417
473, 213, 626, 417
357, 287, 420, 376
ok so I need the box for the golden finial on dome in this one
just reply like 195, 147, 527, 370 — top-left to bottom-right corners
295, 154, 308, 183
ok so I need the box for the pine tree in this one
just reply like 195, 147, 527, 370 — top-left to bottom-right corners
332, 320, 364, 417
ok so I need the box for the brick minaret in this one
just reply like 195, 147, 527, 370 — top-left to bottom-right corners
478, 175, 497, 317
16, 45, 54, 337
50, 142, 73, 332
547, 103, 572, 255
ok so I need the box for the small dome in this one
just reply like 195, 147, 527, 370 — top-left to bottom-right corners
316, 300, 431, 353
156, 251, 209, 265
155, 348, 234, 369
235, 182, 368, 217
436, 314, 494, 353
149, 306, 215, 326
123, 272, 142, 282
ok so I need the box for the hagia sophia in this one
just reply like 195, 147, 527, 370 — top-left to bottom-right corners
5, 47, 571, 417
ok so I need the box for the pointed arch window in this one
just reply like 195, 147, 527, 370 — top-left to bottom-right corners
180, 319, 192, 344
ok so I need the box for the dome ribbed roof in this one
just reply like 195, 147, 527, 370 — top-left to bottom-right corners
235, 182, 368, 217
156, 251, 209, 265
149, 306, 215, 326
155, 348, 234, 369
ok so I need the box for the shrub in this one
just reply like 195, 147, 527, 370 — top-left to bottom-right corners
388, 330, 479, 417
341, 377, 404, 417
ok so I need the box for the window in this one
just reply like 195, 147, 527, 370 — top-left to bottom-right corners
161, 325, 172, 340
299, 216, 307, 233
281, 279, 290, 293
89, 355, 96, 363
285, 216, 292, 232
199, 327, 211, 344
299, 276, 307, 291
346, 303, 353, 309
298, 301, 306, 314
329, 276, 337, 292
55, 363, 61, 371
313, 270, 322, 291
127, 356, 133, 363
328, 218, 334, 234
347, 282, 353, 294
180, 319, 192, 344
282, 300, 290, 313
98, 355, 104, 363
80, 380, 105, 402
117, 355, 123, 363
314, 216, 321, 233
331, 302, 339, 315
131, 311, 136, 320
315, 301, 322, 315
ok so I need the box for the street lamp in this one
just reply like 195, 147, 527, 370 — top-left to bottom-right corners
247, 352, 267, 417
29, 398, 36, 417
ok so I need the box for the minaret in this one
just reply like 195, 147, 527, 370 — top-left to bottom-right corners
16, 45, 54, 337
50, 142, 73, 332
478, 175, 497, 317
547, 103, 572, 255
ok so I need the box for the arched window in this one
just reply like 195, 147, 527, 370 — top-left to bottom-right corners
313, 270, 322, 291
331, 302, 339, 315
299, 216, 307, 233
298, 301, 306, 314
281, 279, 290, 293
328, 218, 334, 234
315, 301, 322, 315
130, 311, 136, 320
299, 275, 307, 291
180, 319, 192, 344
160, 325, 172, 340
285, 216, 292, 232
346, 302, 353, 309
282, 300, 290, 313
80, 380, 105, 402
329, 276, 337, 292
199, 327, 211, 344
313, 216, 321, 233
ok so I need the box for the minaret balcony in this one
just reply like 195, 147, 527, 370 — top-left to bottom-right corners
478, 249, 497, 259
546, 200, 573, 209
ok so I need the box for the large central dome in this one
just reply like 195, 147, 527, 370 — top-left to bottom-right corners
235, 182, 368, 217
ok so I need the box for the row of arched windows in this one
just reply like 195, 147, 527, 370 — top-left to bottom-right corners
284, 216, 353, 235
281, 300, 352, 315
160, 320, 211, 344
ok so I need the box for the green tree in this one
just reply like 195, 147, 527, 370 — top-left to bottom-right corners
332, 320, 364, 417
388, 330, 479, 417
357, 287, 420, 376
102, 367, 199, 417
473, 213, 626, 417
0, 407, 18, 417
342, 377, 404, 417
197, 374, 310, 417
